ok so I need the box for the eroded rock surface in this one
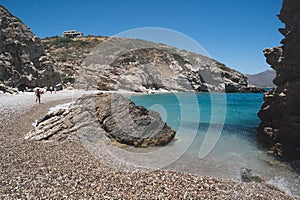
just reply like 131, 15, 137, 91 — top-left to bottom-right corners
258, 0, 300, 161
0, 6, 60, 89
25, 93, 176, 147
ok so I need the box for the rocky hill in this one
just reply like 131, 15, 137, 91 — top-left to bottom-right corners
246, 69, 276, 88
0, 6, 60, 90
42, 36, 262, 93
258, 0, 300, 161
0, 4, 261, 93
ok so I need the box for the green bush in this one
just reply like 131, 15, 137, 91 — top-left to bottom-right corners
62, 77, 75, 84
172, 53, 190, 66
219, 64, 231, 72
50, 37, 72, 48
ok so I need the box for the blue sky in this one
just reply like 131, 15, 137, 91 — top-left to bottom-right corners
0, 0, 283, 74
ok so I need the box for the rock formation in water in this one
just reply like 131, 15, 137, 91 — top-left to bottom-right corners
0, 6, 60, 89
25, 93, 176, 147
258, 0, 300, 161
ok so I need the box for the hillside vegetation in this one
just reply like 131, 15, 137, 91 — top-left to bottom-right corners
41, 36, 107, 86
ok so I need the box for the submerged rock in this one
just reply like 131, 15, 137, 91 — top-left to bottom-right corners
258, 0, 300, 161
25, 93, 176, 147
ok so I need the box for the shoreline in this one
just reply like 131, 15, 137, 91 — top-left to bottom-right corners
0, 90, 297, 199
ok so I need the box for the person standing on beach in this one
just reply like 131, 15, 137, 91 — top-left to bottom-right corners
35, 89, 41, 104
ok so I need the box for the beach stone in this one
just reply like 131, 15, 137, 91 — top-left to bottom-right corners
25, 93, 176, 147
240, 168, 264, 183
258, 0, 300, 161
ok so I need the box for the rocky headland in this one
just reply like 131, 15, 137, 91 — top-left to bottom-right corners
76, 39, 265, 93
258, 0, 300, 161
0, 6, 60, 91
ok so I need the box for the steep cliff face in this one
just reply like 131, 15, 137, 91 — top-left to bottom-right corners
258, 0, 300, 160
0, 6, 60, 89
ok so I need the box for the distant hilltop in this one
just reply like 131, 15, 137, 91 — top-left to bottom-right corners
246, 69, 276, 88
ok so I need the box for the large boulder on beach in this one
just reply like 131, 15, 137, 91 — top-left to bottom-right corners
258, 0, 300, 161
25, 93, 176, 147
0, 6, 61, 89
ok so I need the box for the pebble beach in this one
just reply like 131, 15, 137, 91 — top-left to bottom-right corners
0, 91, 297, 199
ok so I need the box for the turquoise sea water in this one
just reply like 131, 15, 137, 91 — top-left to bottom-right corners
131, 92, 262, 129
129, 92, 299, 197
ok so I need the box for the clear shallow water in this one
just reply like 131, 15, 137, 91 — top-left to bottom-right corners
128, 92, 300, 197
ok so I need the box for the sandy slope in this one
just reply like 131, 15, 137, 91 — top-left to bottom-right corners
0, 90, 296, 199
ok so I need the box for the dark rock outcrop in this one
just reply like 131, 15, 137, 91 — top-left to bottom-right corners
0, 6, 60, 89
258, 0, 300, 161
25, 93, 176, 147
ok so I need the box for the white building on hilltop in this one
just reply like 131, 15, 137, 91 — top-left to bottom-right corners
62, 30, 83, 38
